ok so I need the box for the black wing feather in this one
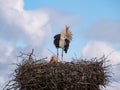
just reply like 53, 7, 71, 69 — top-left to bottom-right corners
54, 34, 60, 48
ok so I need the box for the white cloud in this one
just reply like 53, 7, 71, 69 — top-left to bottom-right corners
0, 76, 5, 88
0, 40, 15, 89
82, 41, 120, 65
0, 40, 14, 63
5, 46, 14, 57
0, 0, 51, 47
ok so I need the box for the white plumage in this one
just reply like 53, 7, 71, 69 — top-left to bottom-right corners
59, 36, 66, 48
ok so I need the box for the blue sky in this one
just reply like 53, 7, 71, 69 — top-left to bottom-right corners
24, 0, 120, 35
24, 0, 120, 23
0, 0, 120, 89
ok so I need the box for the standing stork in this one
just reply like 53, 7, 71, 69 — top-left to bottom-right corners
54, 25, 72, 62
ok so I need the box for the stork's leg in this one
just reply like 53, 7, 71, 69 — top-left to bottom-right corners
57, 48, 59, 61
61, 48, 64, 62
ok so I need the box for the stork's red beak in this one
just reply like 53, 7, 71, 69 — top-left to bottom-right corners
66, 25, 69, 33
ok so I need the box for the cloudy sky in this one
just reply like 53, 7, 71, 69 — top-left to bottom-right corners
0, 0, 120, 89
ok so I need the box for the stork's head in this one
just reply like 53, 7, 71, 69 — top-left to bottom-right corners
60, 25, 72, 40
65, 25, 72, 40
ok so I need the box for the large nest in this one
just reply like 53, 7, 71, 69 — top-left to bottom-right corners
4, 51, 111, 90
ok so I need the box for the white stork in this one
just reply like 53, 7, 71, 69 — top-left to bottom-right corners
53, 25, 72, 62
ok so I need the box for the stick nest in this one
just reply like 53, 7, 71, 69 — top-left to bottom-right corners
4, 51, 111, 90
